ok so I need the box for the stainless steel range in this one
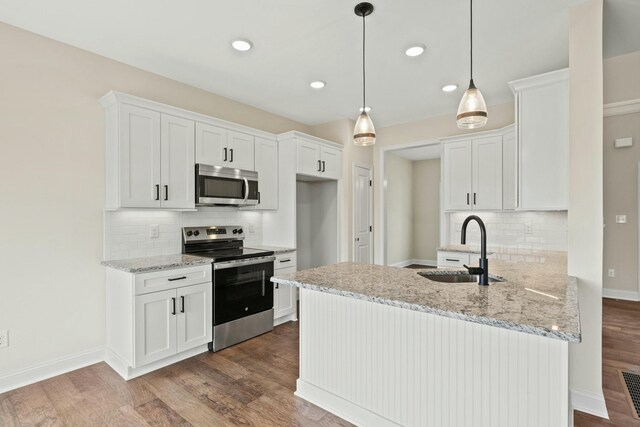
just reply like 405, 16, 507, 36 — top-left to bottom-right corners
182, 225, 275, 352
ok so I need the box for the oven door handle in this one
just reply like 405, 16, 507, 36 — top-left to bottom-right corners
243, 178, 249, 202
214, 256, 276, 270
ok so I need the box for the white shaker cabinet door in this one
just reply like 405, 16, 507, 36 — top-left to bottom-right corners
160, 114, 195, 209
119, 104, 161, 208
195, 123, 227, 167
297, 140, 321, 177
443, 141, 473, 211
320, 146, 342, 179
176, 283, 212, 353
502, 129, 517, 210
134, 289, 177, 367
274, 266, 297, 320
254, 138, 278, 210
472, 136, 503, 210
227, 130, 255, 171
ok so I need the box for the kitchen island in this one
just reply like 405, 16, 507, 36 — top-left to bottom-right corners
272, 251, 580, 427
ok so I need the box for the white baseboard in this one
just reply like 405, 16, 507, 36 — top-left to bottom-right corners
274, 312, 298, 327
411, 259, 437, 267
0, 346, 105, 394
602, 288, 640, 301
388, 260, 412, 268
571, 388, 609, 419
296, 379, 401, 427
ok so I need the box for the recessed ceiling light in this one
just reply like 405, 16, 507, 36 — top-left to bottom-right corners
442, 84, 458, 92
359, 106, 371, 112
405, 45, 425, 57
310, 81, 326, 89
231, 39, 253, 52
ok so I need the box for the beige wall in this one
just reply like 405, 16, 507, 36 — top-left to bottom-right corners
385, 153, 414, 265
412, 159, 441, 262
567, 0, 605, 414
0, 22, 311, 377
373, 102, 515, 264
603, 112, 640, 294
604, 51, 640, 104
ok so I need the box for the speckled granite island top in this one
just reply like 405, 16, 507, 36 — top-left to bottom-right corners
272, 252, 580, 342
246, 245, 296, 255
102, 254, 212, 273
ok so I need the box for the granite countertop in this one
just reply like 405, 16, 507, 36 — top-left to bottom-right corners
271, 251, 580, 342
102, 254, 212, 273
247, 245, 296, 255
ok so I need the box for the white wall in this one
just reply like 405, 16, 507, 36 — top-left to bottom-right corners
567, 0, 606, 417
0, 22, 310, 380
385, 153, 414, 265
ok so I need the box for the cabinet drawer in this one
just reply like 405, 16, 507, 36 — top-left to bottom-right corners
436, 252, 470, 268
135, 266, 211, 295
275, 252, 297, 270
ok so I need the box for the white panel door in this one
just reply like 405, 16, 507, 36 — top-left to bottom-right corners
227, 130, 255, 171
353, 165, 372, 264
502, 130, 517, 210
320, 146, 342, 179
160, 114, 195, 209
176, 283, 211, 353
297, 140, 321, 176
274, 266, 297, 320
119, 104, 161, 208
519, 80, 569, 210
195, 123, 227, 167
472, 136, 503, 210
134, 289, 176, 367
443, 141, 472, 211
254, 137, 278, 209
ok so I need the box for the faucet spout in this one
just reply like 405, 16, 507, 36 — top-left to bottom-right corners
460, 215, 490, 285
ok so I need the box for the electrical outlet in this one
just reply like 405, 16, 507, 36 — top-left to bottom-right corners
524, 223, 533, 234
0, 330, 8, 348
608, 269, 615, 278
616, 215, 627, 224
149, 224, 159, 238
249, 223, 255, 234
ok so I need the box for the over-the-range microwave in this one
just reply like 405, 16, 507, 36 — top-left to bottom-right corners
195, 164, 259, 206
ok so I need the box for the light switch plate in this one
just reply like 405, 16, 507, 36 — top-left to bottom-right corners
608, 269, 615, 278
614, 137, 633, 148
616, 215, 627, 224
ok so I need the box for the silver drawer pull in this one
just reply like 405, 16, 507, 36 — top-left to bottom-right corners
168, 276, 187, 282
279, 259, 292, 263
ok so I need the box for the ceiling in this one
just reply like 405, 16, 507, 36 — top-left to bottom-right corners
1, 0, 638, 128
392, 144, 441, 161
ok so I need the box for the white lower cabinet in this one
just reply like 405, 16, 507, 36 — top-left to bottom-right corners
273, 252, 297, 326
106, 265, 212, 380
436, 251, 471, 268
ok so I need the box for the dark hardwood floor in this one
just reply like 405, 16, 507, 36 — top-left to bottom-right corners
3, 298, 639, 426
0, 321, 352, 426
574, 298, 640, 426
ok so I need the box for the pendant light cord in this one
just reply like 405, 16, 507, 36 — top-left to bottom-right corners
362, 13, 366, 110
470, 0, 473, 81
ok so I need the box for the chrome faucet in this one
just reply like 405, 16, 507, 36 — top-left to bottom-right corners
460, 215, 489, 286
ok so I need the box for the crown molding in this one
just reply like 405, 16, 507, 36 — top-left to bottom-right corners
603, 99, 640, 117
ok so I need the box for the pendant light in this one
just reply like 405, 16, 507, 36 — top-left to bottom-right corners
353, 2, 376, 146
456, 0, 487, 129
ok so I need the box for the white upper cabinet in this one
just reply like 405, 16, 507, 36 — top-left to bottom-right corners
284, 132, 342, 180
195, 123, 227, 167
502, 127, 517, 210
253, 137, 278, 210
161, 114, 195, 209
472, 136, 503, 210
442, 131, 505, 211
443, 141, 472, 211
195, 125, 255, 171
509, 69, 569, 210
118, 104, 161, 208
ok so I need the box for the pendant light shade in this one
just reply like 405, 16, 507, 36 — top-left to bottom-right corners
457, 0, 487, 129
353, 2, 376, 146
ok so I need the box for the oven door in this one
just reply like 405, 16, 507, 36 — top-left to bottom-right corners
213, 257, 275, 325
196, 164, 259, 206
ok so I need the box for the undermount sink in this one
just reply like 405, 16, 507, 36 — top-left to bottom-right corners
418, 272, 503, 284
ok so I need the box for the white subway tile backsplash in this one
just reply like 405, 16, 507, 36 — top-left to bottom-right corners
103, 208, 264, 260
449, 211, 567, 252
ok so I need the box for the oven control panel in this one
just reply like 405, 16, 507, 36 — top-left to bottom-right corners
182, 226, 244, 242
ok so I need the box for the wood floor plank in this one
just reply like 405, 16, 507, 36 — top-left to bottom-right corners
8, 383, 64, 427
135, 398, 191, 427
0, 392, 20, 427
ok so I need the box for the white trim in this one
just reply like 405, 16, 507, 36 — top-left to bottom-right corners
570, 388, 609, 419
105, 345, 208, 381
411, 258, 437, 267
0, 346, 105, 394
439, 123, 515, 145
388, 260, 413, 268
352, 163, 374, 263
603, 288, 640, 301
603, 99, 640, 117
508, 68, 569, 94
274, 312, 298, 327
277, 130, 343, 149
296, 379, 402, 427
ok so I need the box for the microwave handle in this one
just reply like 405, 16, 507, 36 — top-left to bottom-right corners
243, 178, 249, 202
